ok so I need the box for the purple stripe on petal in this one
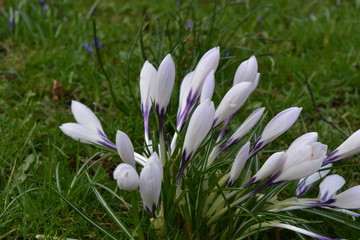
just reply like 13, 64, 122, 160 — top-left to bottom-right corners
322, 150, 339, 165
97, 140, 116, 149
177, 149, 193, 183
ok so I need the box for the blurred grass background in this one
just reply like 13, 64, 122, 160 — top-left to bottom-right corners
0, 0, 359, 238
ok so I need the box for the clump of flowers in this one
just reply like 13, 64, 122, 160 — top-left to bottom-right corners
60, 47, 360, 239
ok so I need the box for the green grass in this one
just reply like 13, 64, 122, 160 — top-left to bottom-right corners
1, 0, 359, 239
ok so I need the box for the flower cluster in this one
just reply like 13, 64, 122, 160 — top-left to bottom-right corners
60, 47, 360, 239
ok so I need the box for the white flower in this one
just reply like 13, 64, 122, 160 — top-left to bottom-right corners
319, 174, 345, 201
155, 54, 175, 116
116, 130, 136, 168
228, 142, 250, 187
251, 107, 302, 154
139, 153, 163, 213
179, 100, 215, 181
113, 163, 139, 191
59, 100, 115, 149
191, 47, 220, 95
226, 107, 265, 146
140, 61, 157, 107
296, 163, 332, 198
233, 56, 258, 86
200, 70, 215, 103
213, 82, 253, 127
323, 129, 360, 164
182, 100, 215, 161
177, 71, 194, 122
274, 136, 327, 183
244, 151, 286, 187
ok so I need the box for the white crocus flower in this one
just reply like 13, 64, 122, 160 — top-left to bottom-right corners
228, 142, 250, 187
243, 151, 286, 187
225, 107, 265, 148
213, 82, 253, 127
139, 153, 163, 214
233, 55, 258, 86
200, 70, 215, 103
296, 163, 332, 198
177, 47, 219, 129
177, 71, 194, 126
59, 100, 115, 149
116, 130, 136, 168
319, 174, 345, 201
178, 99, 215, 181
250, 107, 302, 155
190, 47, 220, 95
140, 61, 157, 144
323, 129, 360, 164
140, 61, 157, 106
155, 54, 175, 117
274, 139, 327, 183
113, 163, 139, 191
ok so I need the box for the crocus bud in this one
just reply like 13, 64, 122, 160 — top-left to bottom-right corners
251, 107, 302, 154
200, 70, 215, 103
323, 129, 360, 164
116, 130, 136, 168
213, 82, 253, 127
140, 61, 157, 106
113, 163, 139, 191
330, 185, 360, 209
243, 151, 285, 187
233, 56, 258, 86
59, 101, 116, 149
319, 174, 345, 201
296, 163, 332, 198
178, 100, 215, 181
191, 47, 220, 95
225, 107, 265, 147
155, 54, 175, 116
178, 72, 194, 114
228, 142, 250, 187
139, 153, 163, 213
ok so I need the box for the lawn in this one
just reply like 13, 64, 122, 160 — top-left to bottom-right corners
1, 0, 359, 239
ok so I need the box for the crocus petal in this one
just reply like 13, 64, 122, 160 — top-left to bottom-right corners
113, 163, 139, 191
214, 82, 253, 127
324, 129, 360, 164
275, 158, 323, 182
60, 123, 103, 145
191, 47, 220, 95
233, 56, 258, 86
116, 130, 136, 168
155, 54, 176, 115
296, 163, 332, 198
228, 142, 250, 187
140, 61, 157, 104
71, 100, 105, 134
226, 107, 265, 146
182, 99, 215, 161
200, 70, 215, 103
177, 71, 194, 117
139, 153, 163, 213
330, 185, 360, 209
319, 174, 346, 201
252, 107, 302, 153
244, 151, 286, 187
